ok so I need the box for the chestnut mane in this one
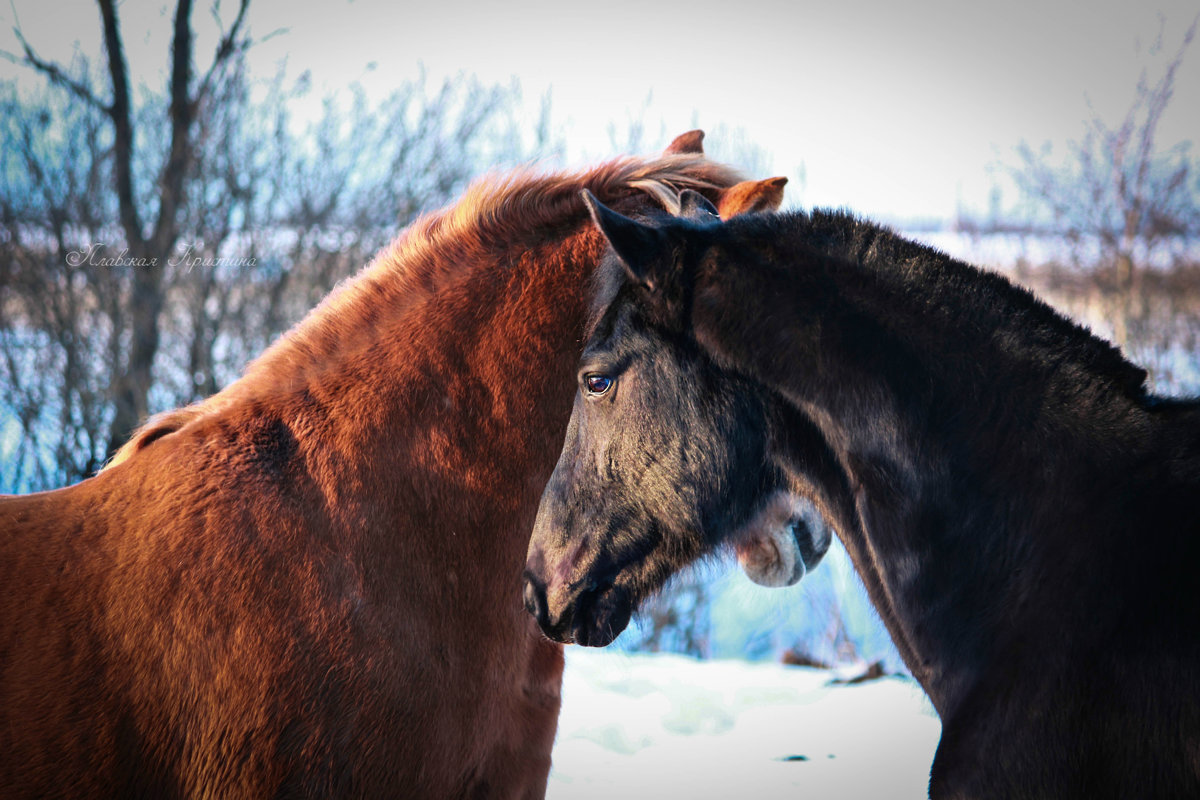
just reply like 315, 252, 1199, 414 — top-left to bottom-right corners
108, 154, 742, 468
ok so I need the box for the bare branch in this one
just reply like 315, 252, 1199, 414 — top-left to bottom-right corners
150, 0, 195, 253
1, 27, 107, 112
97, 0, 143, 247
194, 0, 251, 105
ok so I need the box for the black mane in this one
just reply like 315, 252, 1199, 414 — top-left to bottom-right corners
743, 209, 1149, 400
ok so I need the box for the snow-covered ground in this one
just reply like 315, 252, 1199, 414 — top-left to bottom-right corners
547, 648, 941, 800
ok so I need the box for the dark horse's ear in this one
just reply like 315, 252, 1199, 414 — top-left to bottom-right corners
581, 190, 672, 291
679, 189, 719, 221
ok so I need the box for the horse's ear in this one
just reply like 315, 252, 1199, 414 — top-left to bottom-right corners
663, 129, 704, 155
718, 176, 789, 219
581, 190, 670, 291
679, 189, 720, 221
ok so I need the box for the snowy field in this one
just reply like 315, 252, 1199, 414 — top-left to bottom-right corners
547, 648, 941, 800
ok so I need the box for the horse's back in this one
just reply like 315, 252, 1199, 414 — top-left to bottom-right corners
0, 446, 330, 795
0, 483, 141, 795
1150, 395, 1200, 488
0, 484, 102, 694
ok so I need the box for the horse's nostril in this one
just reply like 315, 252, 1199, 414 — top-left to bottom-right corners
523, 578, 537, 614
522, 572, 549, 628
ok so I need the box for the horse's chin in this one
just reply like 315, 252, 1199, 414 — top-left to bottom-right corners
569, 583, 633, 647
734, 492, 830, 588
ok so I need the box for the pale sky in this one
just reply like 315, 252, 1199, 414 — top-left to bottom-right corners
3, 0, 1198, 222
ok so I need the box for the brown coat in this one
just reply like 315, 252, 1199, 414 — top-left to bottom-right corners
0, 151, 743, 798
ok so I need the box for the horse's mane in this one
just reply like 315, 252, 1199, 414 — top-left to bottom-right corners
785, 209, 1149, 397
106, 154, 743, 469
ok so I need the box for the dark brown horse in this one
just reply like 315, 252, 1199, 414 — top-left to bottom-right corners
0, 134, 774, 798
526, 193, 1200, 798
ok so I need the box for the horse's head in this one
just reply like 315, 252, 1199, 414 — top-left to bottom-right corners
523, 187, 832, 646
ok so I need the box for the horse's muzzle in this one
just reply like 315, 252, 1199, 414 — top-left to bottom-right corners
522, 572, 632, 647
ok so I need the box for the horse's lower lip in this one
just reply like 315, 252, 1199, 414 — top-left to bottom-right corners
529, 621, 567, 644
571, 615, 616, 647
533, 614, 577, 645
549, 628, 577, 645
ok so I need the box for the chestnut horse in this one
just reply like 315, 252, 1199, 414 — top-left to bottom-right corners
0, 134, 779, 798
526, 193, 1200, 798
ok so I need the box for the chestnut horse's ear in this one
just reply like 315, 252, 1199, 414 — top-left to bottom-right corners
679, 189, 720, 221
581, 190, 670, 291
663, 129, 705, 155
718, 176, 789, 219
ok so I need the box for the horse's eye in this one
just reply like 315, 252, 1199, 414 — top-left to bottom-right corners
584, 374, 614, 396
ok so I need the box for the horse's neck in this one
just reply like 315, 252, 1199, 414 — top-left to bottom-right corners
700, 215, 1161, 715
227, 229, 601, 567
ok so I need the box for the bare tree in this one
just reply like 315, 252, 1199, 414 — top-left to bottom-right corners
3, 0, 256, 461
0, 3, 556, 491
1011, 16, 1200, 348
